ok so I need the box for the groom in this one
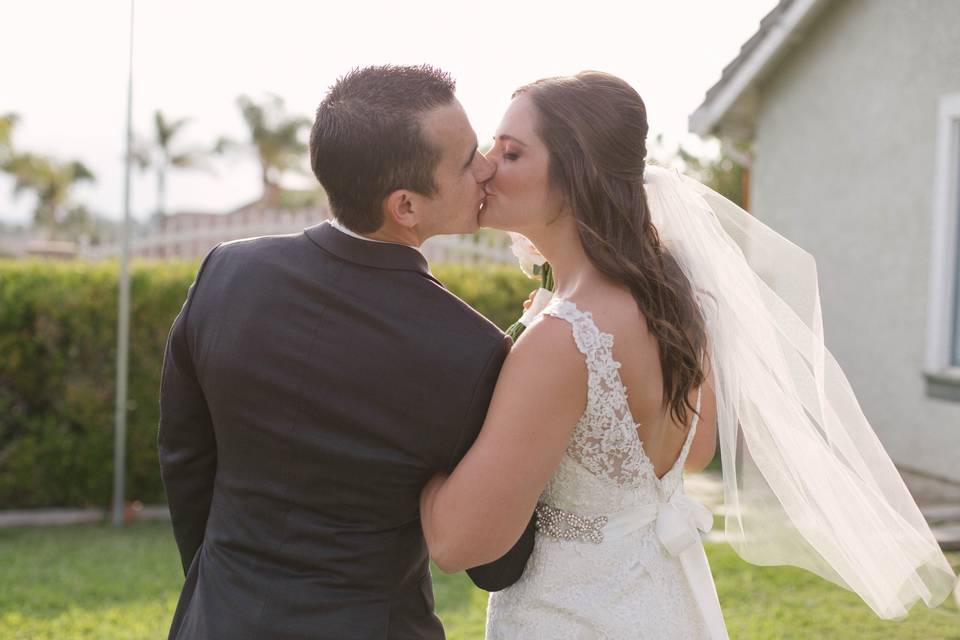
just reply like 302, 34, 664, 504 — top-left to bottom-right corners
158, 65, 534, 640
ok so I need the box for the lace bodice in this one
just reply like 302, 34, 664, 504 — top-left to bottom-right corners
537, 297, 699, 516
485, 297, 714, 639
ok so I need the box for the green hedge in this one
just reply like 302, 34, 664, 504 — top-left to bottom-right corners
0, 259, 532, 509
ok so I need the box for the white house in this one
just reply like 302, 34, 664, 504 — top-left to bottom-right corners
691, 0, 960, 482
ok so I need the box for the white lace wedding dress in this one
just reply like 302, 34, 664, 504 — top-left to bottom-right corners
485, 298, 726, 639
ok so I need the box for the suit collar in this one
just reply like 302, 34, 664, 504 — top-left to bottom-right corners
305, 221, 438, 282
328, 217, 424, 256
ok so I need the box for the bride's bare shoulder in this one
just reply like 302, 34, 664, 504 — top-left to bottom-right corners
512, 310, 584, 359
564, 285, 647, 335
497, 311, 589, 404
563, 286, 661, 369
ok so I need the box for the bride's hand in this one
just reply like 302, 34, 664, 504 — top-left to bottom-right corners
522, 290, 537, 311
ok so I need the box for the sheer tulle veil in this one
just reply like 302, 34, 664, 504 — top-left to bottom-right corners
643, 164, 957, 618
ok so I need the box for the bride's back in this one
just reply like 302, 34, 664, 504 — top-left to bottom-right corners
565, 283, 699, 479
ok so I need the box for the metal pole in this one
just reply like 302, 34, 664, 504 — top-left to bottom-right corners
112, 0, 135, 527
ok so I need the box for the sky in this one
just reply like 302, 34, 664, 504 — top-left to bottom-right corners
0, 0, 778, 225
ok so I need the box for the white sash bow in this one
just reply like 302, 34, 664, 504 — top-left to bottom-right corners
603, 491, 729, 640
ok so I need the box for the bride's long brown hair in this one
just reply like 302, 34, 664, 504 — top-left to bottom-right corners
515, 71, 706, 425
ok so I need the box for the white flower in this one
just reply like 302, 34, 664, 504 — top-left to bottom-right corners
508, 232, 546, 279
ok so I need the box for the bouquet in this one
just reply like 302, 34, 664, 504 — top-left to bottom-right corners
505, 232, 555, 340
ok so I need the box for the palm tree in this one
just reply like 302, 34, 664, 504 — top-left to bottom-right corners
6, 152, 95, 229
134, 111, 211, 220
216, 94, 310, 203
0, 112, 20, 167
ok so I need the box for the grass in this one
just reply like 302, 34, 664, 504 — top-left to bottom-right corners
709, 543, 960, 639
2, 521, 958, 639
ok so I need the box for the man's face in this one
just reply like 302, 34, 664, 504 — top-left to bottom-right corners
415, 99, 494, 237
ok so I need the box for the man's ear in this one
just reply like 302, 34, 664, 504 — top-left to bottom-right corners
383, 189, 419, 229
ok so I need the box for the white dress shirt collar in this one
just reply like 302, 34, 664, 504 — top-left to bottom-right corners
328, 217, 424, 255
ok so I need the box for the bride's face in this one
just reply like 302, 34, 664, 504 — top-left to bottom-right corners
479, 95, 566, 233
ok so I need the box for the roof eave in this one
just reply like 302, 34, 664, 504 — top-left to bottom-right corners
689, 0, 833, 139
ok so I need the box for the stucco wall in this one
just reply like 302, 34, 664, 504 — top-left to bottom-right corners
749, 0, 960, 480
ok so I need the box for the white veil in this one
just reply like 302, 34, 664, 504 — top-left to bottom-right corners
643, 164, 957, 618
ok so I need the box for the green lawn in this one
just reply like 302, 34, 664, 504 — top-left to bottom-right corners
2, 521, 958, 639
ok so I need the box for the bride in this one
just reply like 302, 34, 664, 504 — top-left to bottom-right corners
419, 71, 956, 639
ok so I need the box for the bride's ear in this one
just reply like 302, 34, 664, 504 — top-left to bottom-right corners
382, 189, 419, 229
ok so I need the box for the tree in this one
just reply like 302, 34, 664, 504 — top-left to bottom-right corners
216, 94, 310, 203
134, 111, 211, 220
1, 113, 99, 238
677, 144, 749, 209
6, 152, 95, 230
0, 112, 18, 166
649, 134, 750, 209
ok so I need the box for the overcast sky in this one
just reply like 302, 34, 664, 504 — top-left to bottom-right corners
0, 0, 777, 224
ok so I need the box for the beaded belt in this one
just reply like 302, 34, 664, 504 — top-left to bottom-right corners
534, 503, 609, 544
532, 495, 729, 639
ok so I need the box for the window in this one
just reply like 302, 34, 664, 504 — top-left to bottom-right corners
954, 164, 960, 367
925, 93, 960, 399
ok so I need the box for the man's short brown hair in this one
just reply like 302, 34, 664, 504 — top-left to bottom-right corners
310, 65, 456, 233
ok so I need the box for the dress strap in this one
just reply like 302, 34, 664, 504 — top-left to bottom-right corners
540, 298, 618, 377
540, 297, 590, 332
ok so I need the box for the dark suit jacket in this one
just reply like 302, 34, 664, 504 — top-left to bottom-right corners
158, 222, 535, 640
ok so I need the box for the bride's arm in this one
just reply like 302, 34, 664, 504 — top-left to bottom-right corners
420, 316, 587, 573
685, 356, 717, 473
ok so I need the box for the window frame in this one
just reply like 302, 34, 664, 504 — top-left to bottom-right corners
924, 92, 960, 400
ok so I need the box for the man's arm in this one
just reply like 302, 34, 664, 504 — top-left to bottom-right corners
465, 512, 536, 592
158, 247, 218, 575
451, 334, 537, 592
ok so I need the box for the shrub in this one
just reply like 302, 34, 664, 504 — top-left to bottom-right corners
0, 258, 531, 508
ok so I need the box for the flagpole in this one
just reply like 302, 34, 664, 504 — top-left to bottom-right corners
112, 0, 135, 527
